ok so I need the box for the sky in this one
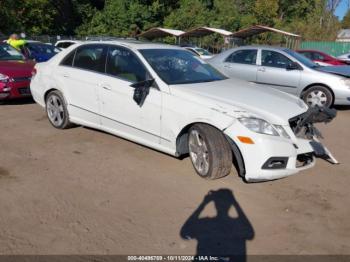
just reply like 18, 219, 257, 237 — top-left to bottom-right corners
335, 0, 349, 20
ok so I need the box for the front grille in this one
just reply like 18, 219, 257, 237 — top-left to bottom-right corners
12, 76, 31, 82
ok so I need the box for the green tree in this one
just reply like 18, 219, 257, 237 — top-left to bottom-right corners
253, 0, 279, 26
286, 0, 340, 40
77, 0, 176, 36
0, 0, 56, 35
0, 0, 103, 36
210, 0, 240, 31
164, 0, 212, 30
342, 9, 350, 28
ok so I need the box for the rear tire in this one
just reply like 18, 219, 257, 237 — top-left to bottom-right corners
302, 85, 333, 108
45, 90, 73, 129
188, 124, 232, 180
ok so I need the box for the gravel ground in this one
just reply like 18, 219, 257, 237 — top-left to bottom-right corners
0, 99, 350, 256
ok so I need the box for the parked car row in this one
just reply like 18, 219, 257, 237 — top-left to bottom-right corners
28, 40, 338, 183
0, 39, 72, 100
208, 46, 350, 108
296, 49, 347, 66
0, 43, 34, 100
22, 40, 61, 62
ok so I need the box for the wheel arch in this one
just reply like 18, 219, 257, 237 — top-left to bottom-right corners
175, 122, 246, 177
301, 83, 335, 105
44, 88, 59, 102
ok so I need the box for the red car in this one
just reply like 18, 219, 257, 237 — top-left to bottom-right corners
0, 43, 35, 100
297, 49, 347, 66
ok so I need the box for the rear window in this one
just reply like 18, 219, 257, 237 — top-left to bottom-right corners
0, 43, 24, 61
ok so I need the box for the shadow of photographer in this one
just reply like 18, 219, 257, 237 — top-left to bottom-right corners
180, 189, 254, 261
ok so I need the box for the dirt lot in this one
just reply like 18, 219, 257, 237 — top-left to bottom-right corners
0, 99, 350, 256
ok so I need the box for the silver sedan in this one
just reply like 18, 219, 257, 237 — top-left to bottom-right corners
208, 46, 350, 107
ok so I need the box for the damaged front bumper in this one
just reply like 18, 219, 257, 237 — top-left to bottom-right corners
225, 106, 337, 182
289, 106, 338, 164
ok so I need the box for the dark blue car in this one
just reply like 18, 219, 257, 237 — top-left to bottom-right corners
23, 41, 61, 62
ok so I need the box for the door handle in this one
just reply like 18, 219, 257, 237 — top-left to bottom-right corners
62, 74, 70, 78
224, 64, 232, 68
102, 86, 112, 91
258, 67, 266, 72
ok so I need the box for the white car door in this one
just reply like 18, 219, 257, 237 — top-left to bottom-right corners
256, 49, 301, 95
99, 45, 162, 145
221, 49, 258, 82
56, 44, 108, 126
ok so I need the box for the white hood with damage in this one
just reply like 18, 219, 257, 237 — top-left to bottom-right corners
171, 78, 308, 125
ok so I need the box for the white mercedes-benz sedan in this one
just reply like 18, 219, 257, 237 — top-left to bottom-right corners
30, 40, 335, 182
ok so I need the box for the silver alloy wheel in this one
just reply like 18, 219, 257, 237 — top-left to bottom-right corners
189, 129, 210, 176
47, 94, 64, 127
306, 90, 328, 107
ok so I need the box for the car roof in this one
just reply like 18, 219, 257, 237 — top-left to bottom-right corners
56, 40, 81, 43
77, 39, 183, 50
234, 45, 288, 51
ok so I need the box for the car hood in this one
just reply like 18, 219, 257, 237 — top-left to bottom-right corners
316, 65, 350, 77
0, 60, 35, 77
171, 79, 308, 125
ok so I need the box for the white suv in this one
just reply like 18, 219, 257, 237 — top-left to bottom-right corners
30, 41, 334, 182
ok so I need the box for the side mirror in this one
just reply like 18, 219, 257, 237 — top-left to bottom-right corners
286, 61, 300, 70
130, 79, 155, 107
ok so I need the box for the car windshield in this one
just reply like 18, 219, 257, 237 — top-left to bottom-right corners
284, 48, 319, 68
140, 49, 227, 85
195, 48, 212, 56
27, 43, 60, 54
0, 44, 24, 61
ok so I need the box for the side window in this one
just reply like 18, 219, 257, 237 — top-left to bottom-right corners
106, 46, 147, 82
73, 44, 107, 73
301, 52, 312, 59
261, 50, 293, 69
313, 52, 325, 61
60, 49, 76, 66
226, 49, 257, 65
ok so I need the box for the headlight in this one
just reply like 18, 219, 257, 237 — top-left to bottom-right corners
0, 73, 10, 83
238, 117, 279, 136
274, 125, 291, 139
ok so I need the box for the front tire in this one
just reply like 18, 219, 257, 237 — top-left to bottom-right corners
45, 90, 72, 129
188, 124, 232, 180
302, 86, 333, 108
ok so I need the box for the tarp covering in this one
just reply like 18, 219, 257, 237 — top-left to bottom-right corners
181, 27, 233, 37
231, 25, 301, 38
138, 28, 185, 39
